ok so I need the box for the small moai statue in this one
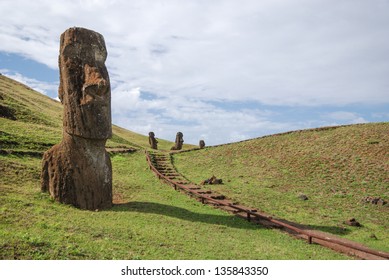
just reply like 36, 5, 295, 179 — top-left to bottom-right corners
148, 131, 158, 149
199, 140, 205, 149
171, 132, 184, 150
41, 27, 112, 210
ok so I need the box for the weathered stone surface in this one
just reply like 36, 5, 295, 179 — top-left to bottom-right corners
41, 134, 112, 209
171, 132, 184, 150
362, 196, 387, 206
199, 140, 205, 149
201, 175, 223, 185
58, 27, 111, 139
148, 131, 158, 149
0, 104, 16, 120
345, 218, 361, 227
41, 27, 112, 210
298, 193, 309, 201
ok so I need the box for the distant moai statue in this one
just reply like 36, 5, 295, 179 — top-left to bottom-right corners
41, 27, 112, 210
149, 131, 158, 149
171, 132, 184, 150
199, 140, 205, 149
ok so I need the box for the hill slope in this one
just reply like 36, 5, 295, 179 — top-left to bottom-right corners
172, 123, 389, 251
1, 75, 350, 259
3, 74, 387, 259
0, 74, 181, 151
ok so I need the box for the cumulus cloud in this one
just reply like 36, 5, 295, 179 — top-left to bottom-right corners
1, 0, 388, 144
2, 0, 389, 105
0, 69, 58, 96
372, 112, 389, 120
111, 87, 299, 144
326, 111, 368, 124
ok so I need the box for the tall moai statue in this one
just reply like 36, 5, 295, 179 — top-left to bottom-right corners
148, 132, 158, 149
41, 27, 112, 210
171, 132, 184, 150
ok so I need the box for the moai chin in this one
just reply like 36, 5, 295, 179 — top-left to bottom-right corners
171, 132, 184, 150
148, 132, 158, 149
41, 27, 112, 210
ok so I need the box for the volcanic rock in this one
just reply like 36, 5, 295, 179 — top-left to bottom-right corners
362, 196, 387, 206
298, 194, 309, 201
149, 131, 158, 149
41, 27, 112, 210
171, 132, 184, 150
345, 218, 361, 227
199, 140, 205, 149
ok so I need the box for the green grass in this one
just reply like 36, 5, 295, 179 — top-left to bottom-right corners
172, 123, 389, 252
0, 74, 383, 259
0, 152, 348, 259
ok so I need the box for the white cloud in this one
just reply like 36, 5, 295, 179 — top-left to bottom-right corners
111, 86, 142, 114
0, 69, 58, 97
326, 111, 368, 124
1, 0, 389, 106
372, 112, 389, 120
111, 87, 297, 144
1, 0, 388, 144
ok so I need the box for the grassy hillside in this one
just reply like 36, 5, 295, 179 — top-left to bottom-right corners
2, 151, 350, 259
173, 123, 389, 251
0, 75, 182, 151
1, 75, 349, 259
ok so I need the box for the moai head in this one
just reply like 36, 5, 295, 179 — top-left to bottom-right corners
58, 27, 112, 139
149, 131, 158, 149
199, 140, 205, 149
175, 132, 184, 149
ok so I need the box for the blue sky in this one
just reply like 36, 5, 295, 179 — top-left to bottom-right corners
1, 0, 388, 145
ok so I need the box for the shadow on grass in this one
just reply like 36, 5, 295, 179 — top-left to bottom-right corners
307, 225, 351, 236
112, 202, 351, 236
276, 218, 351, 236
111, 201, 260, 230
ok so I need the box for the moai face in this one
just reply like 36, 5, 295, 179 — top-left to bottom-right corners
59, 27, 112, 139
177, 132, 184, 143
149, 131, 158, 149
176, 132, 184, 148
